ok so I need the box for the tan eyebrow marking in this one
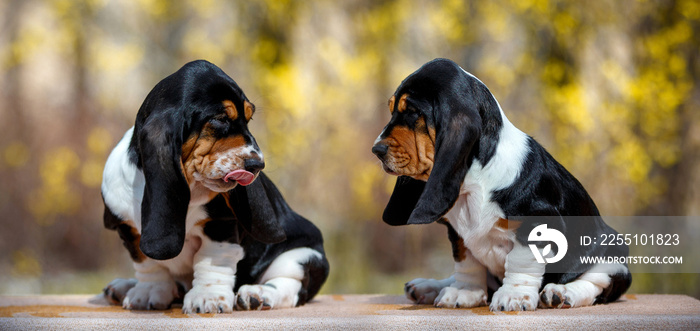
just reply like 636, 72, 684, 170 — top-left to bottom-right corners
222, 100, 237, 120
397, 93, 409, 113
388, 95, 396, 114
244, 101, 255, 121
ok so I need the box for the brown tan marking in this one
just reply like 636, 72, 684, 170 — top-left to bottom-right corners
244, 101, 255, 121
397, 94, 409, 113
494, 218, 522, 231
220, 192, 236, 214
438, 218, 469, 262
210, 135, 246, 155
454, 243, 482, 264
195, 218, 213, 228
382, 117, 435, 180
416, 117, 437, 162
222, 100, 238, 120
181, 124, 247, 185
455, 237, 467, 262
388, 95, 396, 114
427, 126, 436, 145
117, 222, 146, 263
181, 132, 199, 163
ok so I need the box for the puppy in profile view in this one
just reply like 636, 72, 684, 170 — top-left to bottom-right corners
101, 60, 329, 313
372, 58, 630, 311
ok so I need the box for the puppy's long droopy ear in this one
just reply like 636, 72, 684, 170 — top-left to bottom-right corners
137, 113, 190, 260
226, 172, 286, 244
402, 60, 500, 225
382, 176, 426, 226
405, 104, 480, 224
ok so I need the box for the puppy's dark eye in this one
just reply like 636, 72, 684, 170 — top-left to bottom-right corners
209, 117, 229, 130
406, 108, 420, 120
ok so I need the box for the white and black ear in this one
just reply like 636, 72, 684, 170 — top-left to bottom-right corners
226, 172, 286, 244
136, 114, 190, 260
382, 176, 426, 226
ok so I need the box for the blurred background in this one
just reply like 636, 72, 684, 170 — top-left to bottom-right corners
1, 0, 698, 298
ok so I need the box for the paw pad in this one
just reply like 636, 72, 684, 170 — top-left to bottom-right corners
539, 284, 573, 309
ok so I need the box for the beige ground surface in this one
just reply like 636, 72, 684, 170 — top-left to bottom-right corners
1, 294, 699, 330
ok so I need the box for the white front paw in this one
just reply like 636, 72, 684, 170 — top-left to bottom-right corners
434, 286, 487, 308
122, 281, 178, 310
404, 278, 448, 304
490, 284, 539, 311
182, 285, 234, 314
539, 283, 573, 308
103, 278, 137, 305
236, 285, 277, 310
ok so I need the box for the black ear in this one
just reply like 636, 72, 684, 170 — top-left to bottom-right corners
382, 176, 426, 226
226, 172, 286, 243
404, 79, 487, 225
137, 115, 190, 260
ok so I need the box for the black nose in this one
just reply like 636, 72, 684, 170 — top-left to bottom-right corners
244, 158, 265, 173
372, 143, 389, 159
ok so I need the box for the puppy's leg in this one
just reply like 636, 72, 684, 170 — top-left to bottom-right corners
236, 247, 326, 310
490, 242, 544, 311
433, 251, 488, 308
540, 263, 629, 308
412, 220, 487, 308
182, 237, 244, 314
122, 260, 179, 310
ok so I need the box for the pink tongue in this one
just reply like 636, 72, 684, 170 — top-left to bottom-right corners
223, 170, 255, 186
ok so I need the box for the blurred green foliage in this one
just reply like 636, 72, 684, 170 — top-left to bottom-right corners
0, 0, 698, 298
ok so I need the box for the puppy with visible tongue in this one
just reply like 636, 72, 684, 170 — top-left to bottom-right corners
223, 170, 256, 186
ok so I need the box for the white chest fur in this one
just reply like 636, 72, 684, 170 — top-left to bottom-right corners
102, 127, 211, 276
443, 104, 530, 279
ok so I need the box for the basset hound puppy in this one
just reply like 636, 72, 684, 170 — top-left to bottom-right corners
101, 60, 329, 313
372, 58, 631, 311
